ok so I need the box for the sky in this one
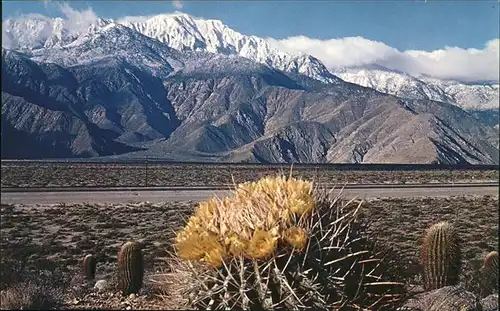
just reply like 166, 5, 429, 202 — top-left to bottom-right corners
2, 0, 499, 82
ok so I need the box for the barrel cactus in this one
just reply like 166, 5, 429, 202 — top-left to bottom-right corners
167, 175, 408, 310
118, 241, 144, 295
420, 221, 461, 291
82, 254, 97, 280
480, 251, 499, 296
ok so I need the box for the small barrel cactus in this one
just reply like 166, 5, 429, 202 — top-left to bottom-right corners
168, 175, 408, 310
118, 241, 144, 296
480, 251, 499, 297
420, 221, 461, 291
82, 254, 97, 280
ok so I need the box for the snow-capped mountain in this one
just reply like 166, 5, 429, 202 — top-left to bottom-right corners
119, 13, 342, 84
2, 13, 341, 84
421, 77, 499, 111
28, 22, 182, 78
336, 67, 499, 111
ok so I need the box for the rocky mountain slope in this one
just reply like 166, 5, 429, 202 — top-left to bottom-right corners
1, 14, 499, 163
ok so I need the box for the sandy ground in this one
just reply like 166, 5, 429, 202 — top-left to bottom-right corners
1, 195, 498, 309
2, 162, 498, 188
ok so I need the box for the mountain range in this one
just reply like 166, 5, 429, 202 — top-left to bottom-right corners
1, 13, 499, 164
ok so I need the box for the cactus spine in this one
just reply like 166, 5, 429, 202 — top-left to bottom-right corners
480, 251, 499, 296
118, 241, 144, 296
420, 221, 461, 291
82, 254, 97, 280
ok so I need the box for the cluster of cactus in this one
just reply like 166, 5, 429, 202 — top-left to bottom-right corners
80, 242, 144, 296
420, 221, 461, 291
118, 241, 144, 296
169, 175, 408, 310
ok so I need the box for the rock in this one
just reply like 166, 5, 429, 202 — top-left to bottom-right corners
126, 306, 132, 310
129, 293, 136, 300
402, 285, 481, 311
481, 294, 499, 311
94, 279, 109, 292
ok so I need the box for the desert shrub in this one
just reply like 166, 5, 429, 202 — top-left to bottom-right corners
0, 255, 68, 309
165, 175, 409, 310
0, 282, 59, 310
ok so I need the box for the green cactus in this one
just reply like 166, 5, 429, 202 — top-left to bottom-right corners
82, 254, 97, 280
118, 241, 144, 296
480, 251, 499, 297
420, 221, 461, 291
168, 176, 408, 310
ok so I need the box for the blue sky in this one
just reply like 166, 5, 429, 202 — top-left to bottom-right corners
2, 0, 499, 51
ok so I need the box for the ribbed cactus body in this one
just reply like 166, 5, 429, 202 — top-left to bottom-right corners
118, 241, 144, 295
420, 221, 461, 291
170, 176, 408, 310
82, 254, 97, 280
480, 251, 499, 296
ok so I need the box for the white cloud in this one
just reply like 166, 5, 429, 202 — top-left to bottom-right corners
268, 36, 499, 82
172, 0, 183, 9
57, 2, 99, 35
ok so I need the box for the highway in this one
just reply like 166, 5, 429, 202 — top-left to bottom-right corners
1, 183, 498, 204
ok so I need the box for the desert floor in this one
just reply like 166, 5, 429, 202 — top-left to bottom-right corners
2, 162, 498, 188
1, 195, 498, 310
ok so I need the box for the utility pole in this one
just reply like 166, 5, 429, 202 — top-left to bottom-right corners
145, 155, 148, 187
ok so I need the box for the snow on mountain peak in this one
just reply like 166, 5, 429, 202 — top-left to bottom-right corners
117, 13, 340, 83
2, 15, 111, 51
336, 67, 499, 111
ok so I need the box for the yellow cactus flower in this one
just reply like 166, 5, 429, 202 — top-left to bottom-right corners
283, 227, 308, 251
174, 175, 318, 265
175, 234, 207, 261
289, 197, 315, 216
246, 229, 278, 260
203, 243, 226, 268
176, 233, 224, 263
226, 234, 250, 257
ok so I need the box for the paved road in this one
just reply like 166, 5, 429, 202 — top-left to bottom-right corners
2, 182, 498, 193
1, 184, 498, 204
